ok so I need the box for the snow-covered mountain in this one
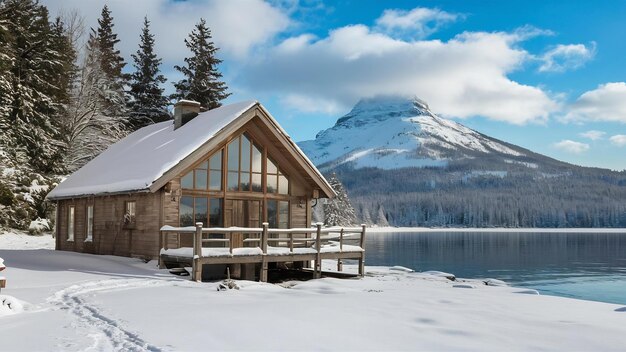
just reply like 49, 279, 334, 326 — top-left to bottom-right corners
299, 95, 528, 171
299, 95, 626, 228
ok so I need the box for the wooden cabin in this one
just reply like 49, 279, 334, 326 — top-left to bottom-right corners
47, 100, 336, 261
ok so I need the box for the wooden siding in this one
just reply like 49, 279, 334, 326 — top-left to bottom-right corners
290, 202, 307, 228
57, 192, 163, 259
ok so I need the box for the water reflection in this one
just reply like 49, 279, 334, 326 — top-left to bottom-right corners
365, 232, 626, 304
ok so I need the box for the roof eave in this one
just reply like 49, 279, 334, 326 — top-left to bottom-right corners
46, 188, 151, 201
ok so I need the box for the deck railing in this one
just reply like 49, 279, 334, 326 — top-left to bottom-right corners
160, 222, 366, 282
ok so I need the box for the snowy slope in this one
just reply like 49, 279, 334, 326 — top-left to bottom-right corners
299, 95, 525, 170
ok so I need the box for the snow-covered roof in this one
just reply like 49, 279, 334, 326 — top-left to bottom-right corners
48, 101, 258, 200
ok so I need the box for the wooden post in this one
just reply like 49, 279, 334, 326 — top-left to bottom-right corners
358, 224, 366, 277
158, 231, 166, 269
192, 222, 203, 282
339, 228, 344, 251
314, 223, 322, 279
337, 228, 344, 271
359, 224, 366, 249
289, 231, 294, 253
260, 222, 269, 282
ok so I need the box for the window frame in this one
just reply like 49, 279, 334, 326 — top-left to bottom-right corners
85, 205, 93, 242
267, 200, 290, 229
179, 130, 297, 230
179, 196, 224, 228
124, 201, 136, 227
67, 205, 75, 241
181, 148, 224, 191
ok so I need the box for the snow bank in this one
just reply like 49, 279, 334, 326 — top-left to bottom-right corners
0, 295, 24, 316
0, 231, 55, 250
28, 218, 50, 235
2, 236, 626, 351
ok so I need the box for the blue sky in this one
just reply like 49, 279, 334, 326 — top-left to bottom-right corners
43, 0, 626, 170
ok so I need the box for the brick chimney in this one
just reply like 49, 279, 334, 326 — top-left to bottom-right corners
174, 100, 201, 130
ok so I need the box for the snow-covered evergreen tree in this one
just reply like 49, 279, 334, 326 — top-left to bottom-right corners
57, 6, 129, 171
94, 5, 127, 126
376, 204, 390, 227
0, 7, 13, 127
173, 18, 230, 109
323, 173, 358, 226
127, 17, 170, 131
360, 205, 373, 226
61, 33, 127, 172
0, 0, 67, 173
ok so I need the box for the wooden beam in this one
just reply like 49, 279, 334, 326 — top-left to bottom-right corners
260, 222, 269, 282
314, 223, 322, 279
192, 222, 203, 282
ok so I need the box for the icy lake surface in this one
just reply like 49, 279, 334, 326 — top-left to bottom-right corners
365, 231, 626, 305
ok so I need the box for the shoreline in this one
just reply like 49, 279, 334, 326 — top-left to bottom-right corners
366, 226, 626, 233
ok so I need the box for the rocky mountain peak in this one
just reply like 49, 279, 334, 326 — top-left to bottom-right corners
301, 95, 530, 171
336, 95, 433, 126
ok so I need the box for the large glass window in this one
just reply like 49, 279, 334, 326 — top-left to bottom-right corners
267, 200, 289, 229
209, 198, 223, 227
180, 196, 194, 227
227, 134, 261, 192
194, 197, 208, 226
180, 196, 223, 228
267, 157, 289, 195
181, 149, 223, 191
209, 151, 222, 190
251, 143, 262, 192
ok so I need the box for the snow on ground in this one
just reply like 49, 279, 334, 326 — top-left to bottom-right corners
1, 232, 626, 351
0, 230, 55, 249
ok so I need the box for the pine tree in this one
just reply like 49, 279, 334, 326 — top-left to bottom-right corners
127, 17, 170, 131
0, 6, 14, 126
323, 173, 358, 226
376, 204, 390, 226
96, 5, 125, 81
61, 32, 127, 171
49, 17, 77, 109
94, 5, 127, 123
173, 18, 230, 109
0, 0, 68, 173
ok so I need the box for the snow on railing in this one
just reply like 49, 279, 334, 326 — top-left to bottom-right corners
159, 223, 366, 282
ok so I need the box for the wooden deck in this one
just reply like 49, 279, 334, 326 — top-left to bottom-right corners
159, 223, 366, 282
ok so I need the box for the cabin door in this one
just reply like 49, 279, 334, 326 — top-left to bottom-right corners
226, 199, 262, 248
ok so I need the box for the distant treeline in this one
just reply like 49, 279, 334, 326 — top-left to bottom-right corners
334, 163, 626, 228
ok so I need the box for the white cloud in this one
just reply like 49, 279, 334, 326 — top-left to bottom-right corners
239, 21, 559, 124
609, 135, 626, 147
539, 43, 595, 72
565, 82, 626, 123
553, 140, 590, 154
281, 94, 345, 114
579, 130, 606, 140
375, 7, 460, 39
41, 0, 290, 61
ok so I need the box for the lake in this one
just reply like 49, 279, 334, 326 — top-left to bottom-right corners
365, 231, 626, 305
